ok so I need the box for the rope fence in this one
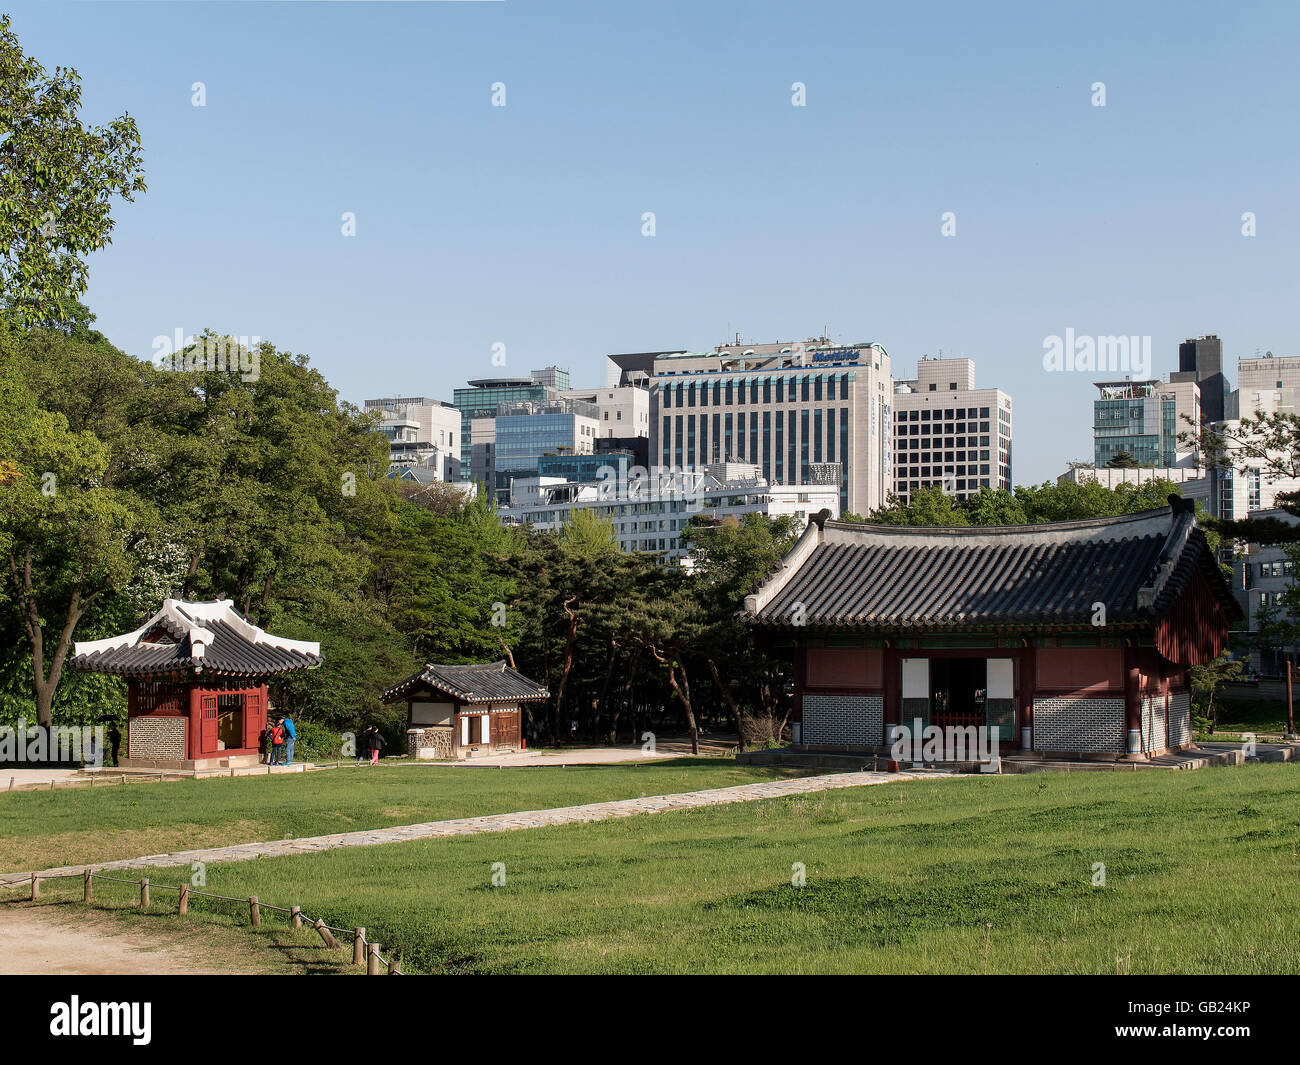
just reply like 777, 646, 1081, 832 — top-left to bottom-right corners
12, 869, 402, 974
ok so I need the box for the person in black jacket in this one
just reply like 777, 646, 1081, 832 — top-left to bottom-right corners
355, 725, 370, 766
368, 726, 386, 766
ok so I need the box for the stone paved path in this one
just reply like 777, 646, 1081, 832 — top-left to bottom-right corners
1, 770, 930, 885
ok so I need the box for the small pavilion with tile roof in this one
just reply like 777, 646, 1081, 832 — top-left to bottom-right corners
71, 599, 323, 769
383, 661, 550, 760
743, 497, 1240, 761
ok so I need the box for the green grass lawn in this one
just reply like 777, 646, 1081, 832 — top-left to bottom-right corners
1208, 696, 1293, 735
27, 762, 1299, 975
0, 759, 811, 873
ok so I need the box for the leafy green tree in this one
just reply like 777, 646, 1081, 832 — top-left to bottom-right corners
682, 513, 800, 748
869, 486, 969, 526
1106, 450, 1140, 468
962, 487, 1027, 526
1184, 412, 1300, 545
1011, 477, 1181, 523
1190, 650, 1245, 734
0, 16, 145, 328
630, 566, 707, 753
0, 344, 142, 726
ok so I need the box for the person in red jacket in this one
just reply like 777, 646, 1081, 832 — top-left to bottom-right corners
269, 720, 285, 766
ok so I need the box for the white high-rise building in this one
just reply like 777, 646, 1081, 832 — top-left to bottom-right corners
644, 337, 893, 516
364, 396, 462, 480
560, 384, 651, 441
891, 358, 1012, 503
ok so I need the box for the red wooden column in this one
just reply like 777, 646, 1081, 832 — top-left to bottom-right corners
187, 685, 202, 761
1018, 643, 1036, 752
126, 681, 138, 759
791, 640, 806, 746
1122, 644, 1145, 760
882, 643, 900, 748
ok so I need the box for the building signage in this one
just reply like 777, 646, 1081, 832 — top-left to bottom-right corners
811, 348, 860, 363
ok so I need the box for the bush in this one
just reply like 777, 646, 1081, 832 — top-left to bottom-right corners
741, 713, 785, 748
290, 719, 350, 762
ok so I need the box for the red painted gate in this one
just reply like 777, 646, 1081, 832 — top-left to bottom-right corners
199, 693, 219, 754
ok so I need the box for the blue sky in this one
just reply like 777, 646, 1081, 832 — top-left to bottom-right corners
10, 0, 1300, 484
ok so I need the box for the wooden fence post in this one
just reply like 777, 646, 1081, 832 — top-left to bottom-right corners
140, 878, 149, 909
389, 958, 402, 975
249, 896, 260, 927
353, 928, 366, 967
291, 905, 302, 930
178, 883, 188, 915
30, 875, 38, 901
367, 942, 380, 975
83, 871, 92, 904
314, 919, 339, 949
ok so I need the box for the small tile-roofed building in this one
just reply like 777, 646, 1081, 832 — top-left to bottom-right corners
744, 496, 1240, 760
382, 661, 549, 760
71, 599, 323, 769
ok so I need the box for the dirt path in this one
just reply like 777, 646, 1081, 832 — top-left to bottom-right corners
0, 906, 234, 975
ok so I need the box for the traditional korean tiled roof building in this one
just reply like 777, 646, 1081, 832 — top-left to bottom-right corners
72, 599, 322, 769
744, 497, 1239, 760
383, 661, 549, 760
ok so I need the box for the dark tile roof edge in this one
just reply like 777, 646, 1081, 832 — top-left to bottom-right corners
71, 599, 323, 676
381, 661, 550, 704
743, 496, 1236, 629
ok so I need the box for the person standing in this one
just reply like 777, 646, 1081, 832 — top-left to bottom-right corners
282, 713, 297, 766
107, 723, 121, 766
369, 727, 386, 766
356, 725, 370, 766
270, 719, 285, 766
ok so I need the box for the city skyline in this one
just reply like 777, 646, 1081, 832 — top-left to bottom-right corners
8, 0, 1299, 486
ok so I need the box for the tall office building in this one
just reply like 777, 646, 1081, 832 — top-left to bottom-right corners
1175, 335, 1226, 423
452, 366, 571, 470
1236, 352, 1300, 416
1205, 352, 1300, 523
1092, 378, 1200, 469
491, 399, 600, 500
643, 337, 893, 516
891, 358, 1012, 503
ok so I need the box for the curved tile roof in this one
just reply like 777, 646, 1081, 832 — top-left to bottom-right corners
72, 599, 323, 678
744, 498, 1240, 631
382, 661, 550, 704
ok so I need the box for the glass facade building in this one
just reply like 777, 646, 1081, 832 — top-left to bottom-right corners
1093, 386, 1178, 468
493, 412, 598, 497
537, 450, 634, 484
452, 367, 572, 468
